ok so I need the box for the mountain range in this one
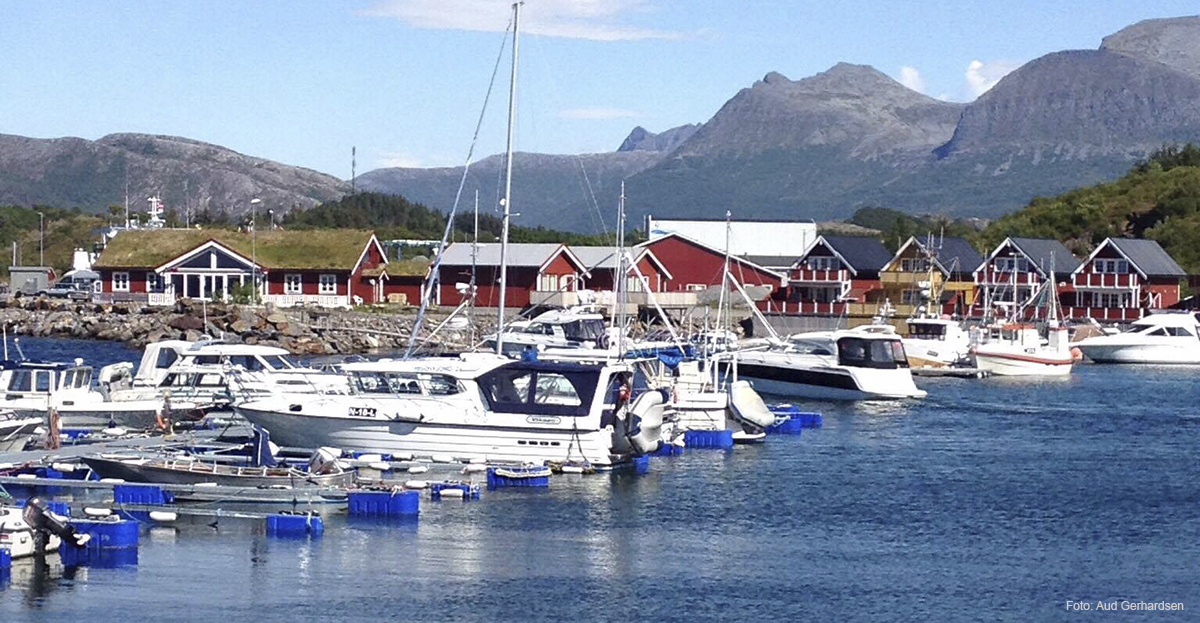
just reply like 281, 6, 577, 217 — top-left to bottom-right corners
2, 15, 1200, 231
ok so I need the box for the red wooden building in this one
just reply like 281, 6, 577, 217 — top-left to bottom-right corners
635, 233, 785, 293
768, 235, 892, 315
1063, 237, 1185, 322
434, 242, 590, 308
972, 237, 1079, 317
92, 229, 387, 307
570, 246, 672, 293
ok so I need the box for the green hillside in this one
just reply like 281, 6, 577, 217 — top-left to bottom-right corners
978, 144, 1200, 273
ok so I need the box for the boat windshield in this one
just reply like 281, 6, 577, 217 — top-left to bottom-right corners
477, 363, 601, 416
907, 323, 946, 340
262, 355, 296, 369
563, 319, 606, 343
523, 323, 554, 335
837, 337, 909, 369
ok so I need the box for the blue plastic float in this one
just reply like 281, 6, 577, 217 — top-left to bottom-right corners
683, 429, 734, 450
266, 512, 324, 537
59, 518, 140, 567
487, 466, 550, 489
347, 490, 420, 518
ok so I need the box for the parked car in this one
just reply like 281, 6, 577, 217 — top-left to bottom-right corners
40, 280, 92, 300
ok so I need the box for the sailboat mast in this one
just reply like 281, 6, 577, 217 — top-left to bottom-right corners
716, 210, 731, 336
495, 1, 521, 355
615, 181, 626, 357
470, 189, 479, 345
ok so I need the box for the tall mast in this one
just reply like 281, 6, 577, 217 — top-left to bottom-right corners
615, 181, 626, 357
716, 210, 731, 340
495, 1, 521, 355
470, 189, 479, 345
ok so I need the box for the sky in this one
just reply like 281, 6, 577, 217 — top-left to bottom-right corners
1, 1, 1197, 178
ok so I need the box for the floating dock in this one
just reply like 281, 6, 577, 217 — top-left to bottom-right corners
912, 367, 991, 379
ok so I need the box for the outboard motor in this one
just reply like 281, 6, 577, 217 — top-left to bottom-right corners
307, 447, 343, 475
622, 389, 667, 455
728, 381, 776, 432
22, 497, 91, 551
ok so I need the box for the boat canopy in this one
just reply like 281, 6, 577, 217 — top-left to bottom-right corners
477, 360, 605, 417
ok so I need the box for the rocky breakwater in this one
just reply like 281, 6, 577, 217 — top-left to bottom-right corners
0, 297, 493, 355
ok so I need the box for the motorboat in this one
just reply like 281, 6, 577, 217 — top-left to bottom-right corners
0, 505, 61, 558
731, 326, 926, 400
234, 354, 664, 467
0, 410, 40, 452
482, 306, 612, 357
0, 360, 172, 429
1074, 313, 1200, 364
971, 322, 1074, 376
902, 317, 973, 368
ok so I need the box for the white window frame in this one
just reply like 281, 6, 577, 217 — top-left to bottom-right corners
319, 274, 337, 295
1094, 259, 1129, 274
284, 274, 303, 295
806, 256, 838, 271
686, 283, 707, 292
146, 272, 164, 293
538, 273, 559, 291
112, 271, 130, 292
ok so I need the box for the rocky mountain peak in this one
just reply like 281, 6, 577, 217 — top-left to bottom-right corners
1101, 15, 1200, 79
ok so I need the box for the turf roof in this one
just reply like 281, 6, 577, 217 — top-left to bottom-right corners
93, 229, 379, 271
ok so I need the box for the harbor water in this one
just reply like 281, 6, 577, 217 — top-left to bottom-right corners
2, 338, 1198, 621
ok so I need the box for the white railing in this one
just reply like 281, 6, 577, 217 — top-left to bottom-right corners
263, 293, 350, 308
147, 292, 177, 307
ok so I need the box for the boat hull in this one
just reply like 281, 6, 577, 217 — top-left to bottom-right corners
235, 402, 623, 467
734, 362, 926, 400
9, 405, 164, 430
81, 457, 356, 488
1075, 342, 1200, 365
973, 351, 1073, 376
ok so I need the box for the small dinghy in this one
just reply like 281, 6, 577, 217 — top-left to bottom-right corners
0, 410, 41, 452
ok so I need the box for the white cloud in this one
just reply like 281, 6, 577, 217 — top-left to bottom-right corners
378, 151, 424, 168
558, 107, 641, 120
965, 59, 1020, 98
897, 66, 925, 94
360, 0, 686, 41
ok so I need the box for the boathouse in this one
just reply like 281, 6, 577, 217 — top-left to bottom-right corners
768, 235, 892, 316
1062, 238, 1185, 322
972, 237, 1079, 315
92, 229, 387, 307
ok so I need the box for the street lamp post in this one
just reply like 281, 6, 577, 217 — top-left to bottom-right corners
250, 198, 261, 304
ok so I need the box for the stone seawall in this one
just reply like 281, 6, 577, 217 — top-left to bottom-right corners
0, 298, 497, 355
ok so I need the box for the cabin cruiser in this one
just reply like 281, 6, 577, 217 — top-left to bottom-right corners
902, 317, 973, 368
971, 322, 1074, 376
1074, 313, 1200, 364
482, 307, 612, 357
731, 326, 926, 400
0, 409, 41, 452
0, 360, 170, 429
235, 354, 664, 467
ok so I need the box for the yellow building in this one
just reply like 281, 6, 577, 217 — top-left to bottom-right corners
874, 236, 984, 317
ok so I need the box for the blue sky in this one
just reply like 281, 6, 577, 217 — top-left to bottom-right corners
1, 1, 1196, 178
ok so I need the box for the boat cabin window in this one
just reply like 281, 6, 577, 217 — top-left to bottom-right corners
564, 319, 606, 343
525, 323, 554, 335
352, 372, 422, 395
193, 355, 222, 365
1145, 327, 1169, 337
908, 323, 945, 340
8, 370, 32, 392
61, 368, 91, 389
226, 356, 266, 371
477, 364, 600, 416
156, 349, 180, 369
1165, 326, 1195, 337
423, 374, 462, 396
262, 355, 295, 370
34, 370, 52, 392
837, 337, 909, 369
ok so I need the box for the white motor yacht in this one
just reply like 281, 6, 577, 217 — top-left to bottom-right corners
0, 361, 169, 429
482, 307, 612, 357
1075, 313, 1200, 364
731, 326, 926, 400
234, 354, 664, 467
902, 317, 973, 368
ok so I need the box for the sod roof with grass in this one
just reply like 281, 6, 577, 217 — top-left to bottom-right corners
93, 229, 380, 271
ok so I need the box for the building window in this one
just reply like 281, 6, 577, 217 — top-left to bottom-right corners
147, 272, 164, 293
538, 273, 560, 291
284, 274, 302, 294
112, 272, 130, 292
899, 258, 931, 273
994, 257, 1030, 273
319, 274, 337, 295
806, 256, 838, 271
686, 283, 707, 292
1094, 292, 1131, 308
1094, 259, 1128, 274
626, 275, 643, 292
901, 289, 922, 305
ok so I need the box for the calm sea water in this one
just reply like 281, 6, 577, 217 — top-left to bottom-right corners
1, 338, 1198, 622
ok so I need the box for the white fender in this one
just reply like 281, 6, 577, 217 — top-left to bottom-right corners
729, 381, 776, 429
626, 389, 666, 455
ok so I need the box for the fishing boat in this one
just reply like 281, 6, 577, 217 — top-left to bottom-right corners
733, 326, 926, 400
1074, 313, 1200, 364
81, 448, 355, 488
971, 322, 1074, 376
235, 355, 664, 467
902, 317, 973, 368
0, 410, 41, 452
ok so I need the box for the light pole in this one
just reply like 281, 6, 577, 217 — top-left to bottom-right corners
250, 198, 261, 304
37, 212, 44, 267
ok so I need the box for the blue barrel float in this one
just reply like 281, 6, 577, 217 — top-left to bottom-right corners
486, 466, 550, 489
347, 490, 420, 518
683, 429, 734, 450
768, 404, 823, 431
430, 482, 481, 501
266, 512, 324, 538
59, 518, 139, 568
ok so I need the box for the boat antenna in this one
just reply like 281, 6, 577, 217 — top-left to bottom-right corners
495, 1, 522, 355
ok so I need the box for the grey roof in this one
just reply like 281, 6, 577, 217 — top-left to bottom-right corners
438, 243, 569, 268
570, 246, 622, 270
742, 254, 800, 270
1106, 238, 1186, 277
1008, 237, 1080, 275
912, 236, 983, 276
816, 235, 893, 273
